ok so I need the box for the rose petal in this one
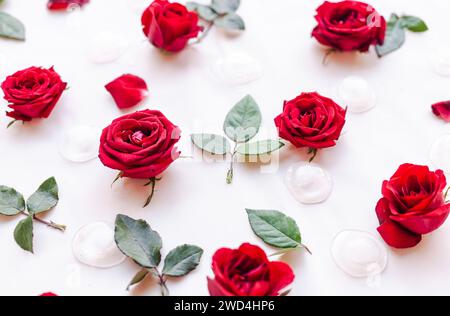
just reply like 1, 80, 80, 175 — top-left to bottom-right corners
105, 74, 148, 109
432, 101, 450, 122
377, 220, 422, 249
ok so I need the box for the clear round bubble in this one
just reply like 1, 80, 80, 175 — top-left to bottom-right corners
430, 134, 450, 173
432, 46, 450, 77
285, 162, 333, 204
59, 125, 101, 163
87, 32, 129, 64
210, 52, 264, 85
331, 230, 388, 278
337, 76, 376, 113
72, 222, 126, 269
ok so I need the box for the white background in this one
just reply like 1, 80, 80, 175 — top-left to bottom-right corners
0, 0, 449, 296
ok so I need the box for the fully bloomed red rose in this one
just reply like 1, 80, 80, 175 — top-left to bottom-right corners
1, 66, 67, 123
141, 0, 202, 53
376, 164, 450, 249
47, 0, 89, 11
312, 1, 386, 52
105, 74, 149, 109
432, 101, 450, 122
99, 109, 181, 179
208, 243, 295, 296
274, 92, 346, 150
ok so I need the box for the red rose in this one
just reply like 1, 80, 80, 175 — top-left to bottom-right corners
274, 92, 346, 150
47, 0, 89, 11
208, 243, 295, 296
141, 0, 202, 53
99, 109, 181, 179
1, 66, 67, 123
376, 164, 450, 249
312, 1, 386, 52
432, 101, 450, 122
105, 74, 149, 109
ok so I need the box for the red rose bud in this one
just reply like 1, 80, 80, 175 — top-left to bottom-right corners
312, 1, 386, 52
99, 109, 181, 179
105, 74, 149, 109
208, 243, 295, 296
47, 0, 89, 11
274, 92, 346, 150
376, 164, 450, 249
1, 66, 67, 123
40, 292, 58, 296
432, 101, 450, 122
141, 0, 202, 53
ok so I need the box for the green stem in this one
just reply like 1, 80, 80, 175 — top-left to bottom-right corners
20, 211, 66, 232
193, 21, 213, 45
143, 177, 158, 207
226, 144, 238, 184
153, 268, 170, 296
322, 49, 336, 65
308, 148, 318, 163
7, 120, 18, 129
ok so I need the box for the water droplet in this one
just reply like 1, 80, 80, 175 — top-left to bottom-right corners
337, 76, 376, 113
285, 162, 332, 204
59, 125, 101, 163
430, 134, 450, 173
331, 230, 387, 278
72, 222, 126, 269
432, 46, 450, 77
87, 32, 129, 64
210, 52, 263, 85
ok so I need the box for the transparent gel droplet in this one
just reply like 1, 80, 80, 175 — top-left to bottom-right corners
87, 32, 129, 64
331, 230, 387, 278
59, 125, 101, 163
432, 46, 450, 77
285, 162, 333, 204
430, 134, 450, 173
72, 222, 126, 269
211, 52, 263, 85
337, 76, 376, 113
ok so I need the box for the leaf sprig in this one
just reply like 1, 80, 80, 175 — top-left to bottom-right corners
0, 1, 25, 41
246, 209, 311, 256
376, 14, 428, 58
114, 214, 203, 296
0, 177, 65, 253
191, 95, 284, 184
188, 0, 245, 43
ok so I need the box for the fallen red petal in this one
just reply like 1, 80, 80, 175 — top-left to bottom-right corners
105, 74, 149, 109
432, 101, 450, 122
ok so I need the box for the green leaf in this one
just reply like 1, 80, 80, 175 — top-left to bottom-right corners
26, 177, 59, 215
114, 214, 162, 269
14, 215, 33, 253
376, 14, 405, 58
197, 5, 218, 22
223, 95, 261, 142
400, 15, 428, 32
236, 140, 284, 155
191, 134, 231, 155
126, 269, 149, 290
214, 13, 245, 31
246, 209, 301, 249
0, 12, 25, 41
0, 186, 25, 216
186, 2, 199, 11
211, 0, 240, 14
162, 244, 203, 277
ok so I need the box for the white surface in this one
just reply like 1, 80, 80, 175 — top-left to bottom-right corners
0, 0, 449, 296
